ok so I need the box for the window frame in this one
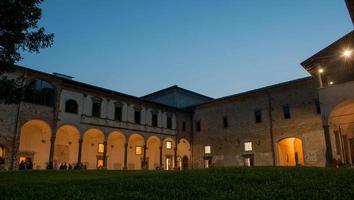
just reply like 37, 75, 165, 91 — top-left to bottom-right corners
92, 100, 102, 118
166, 141, 172, 150
65, 99, 79, 114
204, 146, 211, 155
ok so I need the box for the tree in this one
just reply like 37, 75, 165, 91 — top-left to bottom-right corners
0, 0, 54, 104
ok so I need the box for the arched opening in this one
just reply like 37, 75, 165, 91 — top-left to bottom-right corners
107, 131, 125, 170
65, 99, 79, 114
0, 145, 5, 167
277, 138, 304, 166
54, 125, 80, 169
127, 134, 144, 170
162, 137, 175, 170
82, 128, 105, 169
146, 136, 161, 170
329, 100, 354, 165
19, 120, 52, 169
24, 79, 55, 107
177, 138, 191, 170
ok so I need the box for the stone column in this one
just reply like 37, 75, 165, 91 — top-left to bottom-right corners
323, 125, 333, 166
143, 144, 147, 169
123, 143, 128, 170
103, 141, 108, 169
77, 139, 83, 164
49, 135, 56, 164
174, 146, 177, 169
159, 146, 163, 168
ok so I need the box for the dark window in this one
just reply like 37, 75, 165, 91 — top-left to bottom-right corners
152, 113, 158, 127
65, 99, 78, 114
24, 79, 55, 107
283, 105, 291, 119
196, 121, 201, 132
92, 102, 101, 118
114, 106, 122, 121
134, 110, 141, 124
167, 117, 172, 129
182, 121, 186, 132
255, 110, 262, 123
315, 100, 321, 114
223, 116, 228, 128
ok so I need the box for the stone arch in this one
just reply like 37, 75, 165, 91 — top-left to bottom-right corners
54, 125, 80, 168
328, 99, 354, 165
277, 137, 304, 166
19, 119, 52, 169
107, 131, 126, 170
127, 133, 144, 170
162, 137, 176, 170
177, 138, 191, 170
146, 136, 161, 170
82, 128, 105, 169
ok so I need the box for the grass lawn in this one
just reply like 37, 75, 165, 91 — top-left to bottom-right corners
0, 167, 353, 200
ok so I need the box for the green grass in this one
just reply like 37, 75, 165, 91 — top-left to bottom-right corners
0, 167, 353, 200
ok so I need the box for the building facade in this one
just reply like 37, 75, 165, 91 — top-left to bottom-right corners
0, 2, 354, 171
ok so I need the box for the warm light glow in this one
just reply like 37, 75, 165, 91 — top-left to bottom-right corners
329, 81, 334, 85
342, 49, 353, 58
244, 142, 253, 152
204, 146, 211, 154
166, 141, 172, 149
318, 68, 324, 73
135, 146, 142, 155
98, 143, 104, 153
277, 138, 304, 166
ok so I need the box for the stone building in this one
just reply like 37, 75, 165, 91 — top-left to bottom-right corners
0, 1, 353, 171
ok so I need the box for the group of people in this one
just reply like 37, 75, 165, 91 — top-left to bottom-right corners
19, 159, 33, 170
46, 161, 87, 170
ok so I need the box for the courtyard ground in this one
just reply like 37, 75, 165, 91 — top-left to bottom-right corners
0, 167, 353, 199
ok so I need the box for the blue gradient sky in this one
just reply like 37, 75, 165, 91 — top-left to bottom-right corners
19, 0, 353, 98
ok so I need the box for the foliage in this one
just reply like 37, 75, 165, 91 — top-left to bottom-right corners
0, 167, 353, 200
0, 0, 54, 104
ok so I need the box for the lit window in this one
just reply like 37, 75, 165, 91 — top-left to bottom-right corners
166, 141, 172, 149
204, 146, 211, 154
98, 143, 104, 153
244, 142, 253, 152
135, 146, 143, 155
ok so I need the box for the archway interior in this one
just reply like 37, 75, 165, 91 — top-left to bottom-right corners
107, 131, 125, 170
54, 125, 80, 168
147, 136, 161, 170
177, 138, 191, 170
127, 134, 144, 170
330, 100, 354, 164
162, 138, 175, 170
278, 138, 304, 166
82, 129, 105, 169
19, 120, 51, 169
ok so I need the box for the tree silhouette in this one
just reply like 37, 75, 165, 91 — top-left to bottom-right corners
0, 0, 54, 104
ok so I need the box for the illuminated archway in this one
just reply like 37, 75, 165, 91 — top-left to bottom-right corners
146, 136, 161, 170
19, 120, 52, 169
162, 137, 175, 170
177, 138, 191, 170
329, 100, 354, 165
107, 131, 125, 170
127, 134, 144, 170
82, 128, 105, 169
54, 125, 80, 168
277, 138, 304, 166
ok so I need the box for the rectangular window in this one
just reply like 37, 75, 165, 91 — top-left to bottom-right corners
166, 141, 172, 149
196, 121, 201, 132
135, 146, 143, 155
223, 116, 228, 128
114, 106, 122, 121
244, 142, 253, 152
283, 105, 291, 119
182, 121, 186, 132
315, 100, 321, 114
98, 143, 104, 153
204, 146, 211, 154
167, 117, 172, 129
92, 102, 101, 118
255, 110, 262, 123
152, 113, 158, 127
134, 110, 141, 124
